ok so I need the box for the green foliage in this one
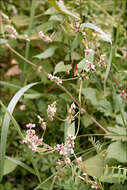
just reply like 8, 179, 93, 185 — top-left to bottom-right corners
54, 61, 72, 74
106, 141, 127, 163
0, 0, 127, 189
33, 46, 58, 59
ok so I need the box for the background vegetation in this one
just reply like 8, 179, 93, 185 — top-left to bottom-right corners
0, 0, 127, 189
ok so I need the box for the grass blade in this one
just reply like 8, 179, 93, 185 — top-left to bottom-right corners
104, 46, 112, 93
23, 0, 36, 82
0, 82, 39, 182
6, 156, 36, 176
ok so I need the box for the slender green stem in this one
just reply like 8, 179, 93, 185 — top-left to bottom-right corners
76, 79, 83, 136
5, 43, 107, 133
34, 173, 56, 190
23, 0, 36, 83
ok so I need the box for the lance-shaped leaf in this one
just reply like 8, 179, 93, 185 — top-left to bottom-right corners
81, 23, 112, 44
48, 0, 80, 20
54, 61, 72, 74
33, 46, 57, 59
0, 82, 39, 182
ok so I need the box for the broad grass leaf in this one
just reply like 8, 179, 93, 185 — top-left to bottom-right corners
54, 61, 72, 74
116, 112, 127, 126
106, 126, 127, 141
5, 156, 36, 175
81, 23, 112, 44
0, 82, 39, 182
11, 15, 29, 27
64, 121, 75, 143
104, 47, 112, 91
3, 158, 17, 175
106, 141, 127, 163
82, 154, 104, 178
48, 0, 80, 20
100, 173, 127, 184
33, 46, 57, 59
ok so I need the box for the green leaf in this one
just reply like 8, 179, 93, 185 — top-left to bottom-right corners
81, 23, 112, 44
82, 154, 104, 178
54, 61, 72, 74
0, 39, 7, 44
71, 32, 82, 51
67, 122, 75, 137
5, 156, 36, 176
3, 158, 17, 175
0, 82, 39, 182
116, 112, 127, 126
104, 47, 112, 92
0, 100, 23, 139
11, 15, 29, 27
106, 126, 127, 141
97, 99, 112, 116
100, 171, 127, 184
64, 121, 75, 143
82, 88, 98, 105
78, 50, 94, 71
106, 141, 127, 163
33, 46, 57, 59
48, 0, 80, 20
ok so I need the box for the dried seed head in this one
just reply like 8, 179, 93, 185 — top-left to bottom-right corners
47, 101, 56, 121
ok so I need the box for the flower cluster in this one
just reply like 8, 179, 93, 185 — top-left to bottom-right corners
91, 182, 99, 189
75, 23, 80, 33
47, 101, 56, 121
48, 74, 62, 84
56, 135, 76, 156
66, 135, 76, 154
24, 34, 30, 41
54, 175, 62, 182
85, 60, 96, 72
19, 104, 25, 111
68, 102, 76, 123
120, 90, 127, 99
37, 115, 46, 130
6, 25, 18, 39
98, 54, 106, 68
38, 31, 52, 42
23, 123, 43, 152
38, 66, 42, 72
84, 48, 92, 54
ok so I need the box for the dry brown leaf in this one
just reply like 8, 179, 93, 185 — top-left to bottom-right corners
11, 59, 18, 65
5, 65, 21, 76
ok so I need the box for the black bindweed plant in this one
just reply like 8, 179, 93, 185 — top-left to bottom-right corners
0, 0, 127, 190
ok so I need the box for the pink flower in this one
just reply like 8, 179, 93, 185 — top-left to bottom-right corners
84, 48, 92, 54
48, 74, 62, 84
26, 123, 35, 129
57, 144, 67, 155
91, 182, 99, 189
25, 34, 30, 41
100, 54, 106, 61
120, 90, 127, 99
56, 159, 63, 165
54, 175, 62, 182
75, 157, 82, 164
38, 66, 42, 72
64, 157, 71, 164
19, 104, 25, 110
